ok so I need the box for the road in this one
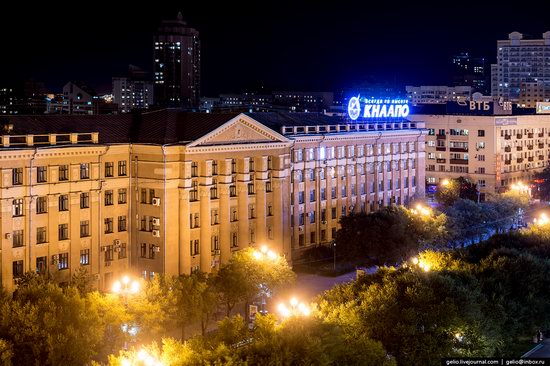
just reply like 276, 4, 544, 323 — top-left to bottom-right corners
524, 338, 550, 358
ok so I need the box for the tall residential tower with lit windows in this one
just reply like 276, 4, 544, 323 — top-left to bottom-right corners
153, 13, 200, 108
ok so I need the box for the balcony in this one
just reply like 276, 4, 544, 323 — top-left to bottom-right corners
539, 133, 544, 137
517, 134, 523, 139
450, 159, 468, 165
517, 158, 524, 163
436, 134, 446, 139
436, 158, 446, 163
505, 159, 512, 165
539, 143, 545, 148
528, 156, 534, 162
516, 146, 523, 151
449, 147, 468, 152
504, 135, 512, 140
528, 133, 534, 138
436, 147, 446, 151
504, 146, 511, 152
540, 155, 545, 160
527, 145, 534, 150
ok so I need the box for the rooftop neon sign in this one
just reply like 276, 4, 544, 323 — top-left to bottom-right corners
347, 96, 410, 120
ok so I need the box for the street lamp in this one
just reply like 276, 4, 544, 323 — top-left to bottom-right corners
112, 275, 141, 306
411, 204, 431, 216
534, 213, 549, 226
120, 349, 164, 366
252, 245, 279, 317
410, 256, 431, 272
441, 179, 450, 187
277, 296, 311, 319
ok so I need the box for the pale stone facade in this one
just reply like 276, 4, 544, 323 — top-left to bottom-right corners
0, 112, 425, 291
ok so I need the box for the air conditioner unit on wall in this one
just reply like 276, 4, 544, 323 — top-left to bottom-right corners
153, 246, 160, 252
4, 233, 11, 239
152, 197, 161, 206
152, 217, 161, 226
114, 239, 121, 246
101, 246, 109, 252
152, 230, 160, 237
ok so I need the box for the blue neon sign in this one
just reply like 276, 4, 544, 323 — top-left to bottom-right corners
347, 96, 410, 120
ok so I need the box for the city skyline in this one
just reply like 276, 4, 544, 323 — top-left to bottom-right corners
1, 2, 549, 96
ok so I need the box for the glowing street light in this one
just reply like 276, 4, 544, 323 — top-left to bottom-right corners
112, 275, 141, 350
411, 204, 431, 216
410, 256, 431, 272
277, 297, 310, 319
441, 179, 450, 187
252, 245, 278, 262
511, 181, 530, 194
534, 213, 549, 226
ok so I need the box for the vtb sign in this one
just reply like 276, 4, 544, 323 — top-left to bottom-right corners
347, 96, 410, 121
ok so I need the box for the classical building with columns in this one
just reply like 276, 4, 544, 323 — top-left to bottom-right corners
0, 110, 425, 291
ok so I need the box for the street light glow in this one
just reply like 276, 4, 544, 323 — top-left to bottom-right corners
278, 297, 310, 319
122, 275, 130, 285
290, 297, 298, 307
112, 281, 121, 294
441, 179, 450, 186
253, 251, 262, 260
411, 257, 419, 265
260, 245, 268, 254
535, 212, 549, 226
267, 250, 277, 260
130, 280, 140, 294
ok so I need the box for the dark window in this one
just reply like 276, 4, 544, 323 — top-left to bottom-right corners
80, 163, 89, 179
80, 192, 89, 209
118, 216, 127, 232
141, 188, 147, 203
104, 218, 113, 233
105, 162, 114, 177
12, 168, 23, 185
266, 181, 272, 192
190, 240, 200, 256
212, 161, 218, 175
105, 245, 114, 262
12, 230, 24, 248
230, 185, 237, 197
80, 220, 90, 237
118, 189, 127, 204
36, 227, 47, 244
118, 243, 127, 259
59, 195, 69, 211
118, 161, 127, 176
140, 243, 147, 258
478, 130, 485, 137
210, 186, 218, 199
37, 166, 47, 183
80, 249, 90, 265
105, 190, 113, 206
58, 165, 69, 181
149, 244, 156, 259
36, 256, 47, 273
191, 162, 198, 177
248, 183, 255, 195
36, 196, 47, 214
58, 253, 69, 270
231, 232, 238, 248
58, 224, 69, 240
13, 260, 24, 278
149, 189, 155, 204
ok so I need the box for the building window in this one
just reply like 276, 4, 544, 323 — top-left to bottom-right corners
13, 198, 24, 217
80, 249, 90, 265
36, 256, 47, 273
105, 162, 114, 177
310, 231, 316, 244
190, 240, 200, 256
118, 161, 127, 176
37, 166, 47, 183
212, 235, 220, 251
118, 243, 127, 259
268, 204, 273, 216
231, 159, 237, 174
141, 243, 147, 258
331, 186, 336, 199
12, 168, 23, 185
249, 204, 255, 219
36, 196, 47, 214
141, 188, 147, 203
478, 167, 486, 174
59, 195, 69, 211
230, 185, 237, 197
13, 260, 24, 278
149, 189, 155, 204
268, 226, 274, 240
80, 220, 90, 237
478, 130, 485, 137
104, 245, 114, 262
248, 183, 255, 195
310, 211, 316, 224
80, 163, 89, 179
149, 244, 157, 259
191, 162, 198, 177
210, 185, 218, 199
58, 224, 69, 241
103, 189, 114, 205
36, 227, 47, 244
331, 207, 337, 219
118, 216, 127, 232
80, 192, 89, 209
118, 188, 127, 204
105, 218, 114, 234
266, 181, 272, 192
211, 209, 219, 225
231, 232, 238, 248
212, 160, 218, 175
310, 189, 316, 202
59, 165, 69, 181
12, 230, 24, 248
249, 159, 255, 172
58, 253, 69, 270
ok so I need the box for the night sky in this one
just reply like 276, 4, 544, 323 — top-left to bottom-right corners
1, 1, 549, 95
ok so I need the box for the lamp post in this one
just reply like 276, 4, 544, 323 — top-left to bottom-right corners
333, 241, 337, 271
277, 296, 311, 319
120, 348, 164, 366
112, 275, 141, 349
252, 245, 279, 317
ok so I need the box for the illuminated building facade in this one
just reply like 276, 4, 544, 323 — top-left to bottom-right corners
0, 110, 425, 291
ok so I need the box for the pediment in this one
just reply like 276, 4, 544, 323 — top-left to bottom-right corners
188, 114, 289, 147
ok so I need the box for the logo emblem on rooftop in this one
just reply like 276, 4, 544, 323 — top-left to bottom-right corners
348, 96, 361, 120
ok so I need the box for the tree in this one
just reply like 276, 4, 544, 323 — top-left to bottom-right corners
435, 177, 478, 208
336, 206, 447, 265
71, 267, 94, 295
213, 248, 295, 318
446, 199, 491, 247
